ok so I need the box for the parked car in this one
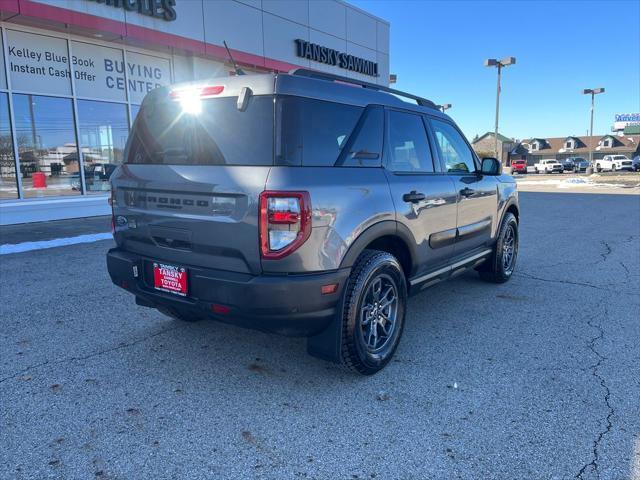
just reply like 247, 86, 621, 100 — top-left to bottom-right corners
561, 158, 576, 172
106, 70, 520, 375
632, 155, 640, 172
562, 157, 589, 173
534, 159, 563, 173
595, 155, 634, 172
574, 158, 590, 172
511, 159, 527, 174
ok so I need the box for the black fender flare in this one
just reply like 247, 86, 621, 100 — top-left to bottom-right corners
500, 197, 520, 226
339, 220, 419, 275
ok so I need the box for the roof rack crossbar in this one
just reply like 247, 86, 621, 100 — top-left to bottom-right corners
289, 68, 437, 109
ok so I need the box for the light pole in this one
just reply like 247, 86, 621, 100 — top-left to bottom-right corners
438, 103, 452, 113
582, 88, 605, 168
485, 57, 516, 161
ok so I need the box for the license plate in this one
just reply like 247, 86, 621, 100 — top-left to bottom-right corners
153, 262, 187, 296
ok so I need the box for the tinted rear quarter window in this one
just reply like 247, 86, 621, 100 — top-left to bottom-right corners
277, 97, 363, 166
340, 106, 384, 167
126, 95, 273, 166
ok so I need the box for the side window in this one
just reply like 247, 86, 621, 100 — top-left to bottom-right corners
277, 97, 363, 166
430, 119, 477, 173
341, 106, 384, 167
386, 110, 435, 173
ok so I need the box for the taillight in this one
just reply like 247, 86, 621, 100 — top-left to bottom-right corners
259, 191, 311, 259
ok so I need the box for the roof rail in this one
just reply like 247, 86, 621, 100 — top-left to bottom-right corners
288, 68, 438, 109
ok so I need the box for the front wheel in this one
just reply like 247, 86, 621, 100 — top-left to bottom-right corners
340, 250, 407, 375
478, 213, 519, 283
611, 164, 616, 172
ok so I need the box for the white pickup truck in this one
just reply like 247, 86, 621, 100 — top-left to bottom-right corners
595, 155, 634, 172
534, 159, 563, 174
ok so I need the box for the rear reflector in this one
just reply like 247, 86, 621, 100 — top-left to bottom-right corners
212, 304, 230, 315
321, 283, 338, 295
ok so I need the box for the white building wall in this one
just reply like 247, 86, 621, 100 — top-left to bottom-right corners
28, 0, 390, 85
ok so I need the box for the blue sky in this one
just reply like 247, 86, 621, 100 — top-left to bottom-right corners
351, 0, 640, 141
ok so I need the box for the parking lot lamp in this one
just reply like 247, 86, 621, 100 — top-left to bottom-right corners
582, 88, 605, 166
439, 103, 452, 113
485, 57, 516, 161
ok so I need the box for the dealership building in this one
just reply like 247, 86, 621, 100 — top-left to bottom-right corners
0, 0, 390, 225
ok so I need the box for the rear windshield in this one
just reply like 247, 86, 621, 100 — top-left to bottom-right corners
126, 95, 274, 166
125, 94, 372, 168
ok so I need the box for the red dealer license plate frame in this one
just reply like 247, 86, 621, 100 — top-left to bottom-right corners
153, 262, 188, 297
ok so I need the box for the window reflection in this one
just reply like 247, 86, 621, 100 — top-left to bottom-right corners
77, 100, 129, 193
13, 94, 79, 198
0, 93, 18, 199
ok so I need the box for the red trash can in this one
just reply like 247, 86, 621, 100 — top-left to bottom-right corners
32, 171, 47, 188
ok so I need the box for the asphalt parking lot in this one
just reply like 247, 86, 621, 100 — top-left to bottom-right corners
1, 191, 639, 480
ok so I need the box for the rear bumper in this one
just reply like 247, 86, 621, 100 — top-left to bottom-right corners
107, 248, 350, 337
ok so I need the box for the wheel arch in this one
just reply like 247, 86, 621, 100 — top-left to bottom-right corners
504, 202, 519, 224
339, 221, 418, 279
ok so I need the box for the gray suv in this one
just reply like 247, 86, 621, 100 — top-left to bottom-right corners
107, 70, 519, 375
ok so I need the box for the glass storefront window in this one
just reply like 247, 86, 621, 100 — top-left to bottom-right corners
77, 100, 129, 193
130, 104, 141, 126
0, 93, 18, 199
13, 94, 80, 198
0, 30, 7, 90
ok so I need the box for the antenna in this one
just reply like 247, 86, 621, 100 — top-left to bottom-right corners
223, 40, 246, 76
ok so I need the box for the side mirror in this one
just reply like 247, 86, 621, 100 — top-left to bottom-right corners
481, 157, 502, 175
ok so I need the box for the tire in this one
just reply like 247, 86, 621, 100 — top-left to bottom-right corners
611, 164, 616, 172
340, 250, 407, 375
158, 306, 203, 322
478, 213, 519, 283
596, 164, 601, 173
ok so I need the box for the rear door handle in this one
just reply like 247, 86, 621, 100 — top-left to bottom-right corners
460, 187, 475, 197
403, 191, 426, 203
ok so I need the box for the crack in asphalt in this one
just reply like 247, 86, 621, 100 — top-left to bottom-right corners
618, 261, 630, 277
516, 271, 603, 290
515, 271, 639, 297
598, 241, 612, 263
0, 324, 183, 385
576, 306, 614, 480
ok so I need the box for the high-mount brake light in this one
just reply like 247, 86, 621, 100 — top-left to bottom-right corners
259, 191, 312, 260
170, 85, 224, 115
169, 85, 225, 100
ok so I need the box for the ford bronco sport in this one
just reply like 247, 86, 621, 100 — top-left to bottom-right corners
107, 69, 519, 375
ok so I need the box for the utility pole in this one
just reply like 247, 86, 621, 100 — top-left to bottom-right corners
582, 88, 605, 167
485, 57, 516, 162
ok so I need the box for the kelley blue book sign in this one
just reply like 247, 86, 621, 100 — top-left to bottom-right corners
5, 30, 170, 104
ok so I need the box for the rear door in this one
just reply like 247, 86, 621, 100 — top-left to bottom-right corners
427, 118, 498, 256
383, 109, 458, 277
111, 91, 274, 275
